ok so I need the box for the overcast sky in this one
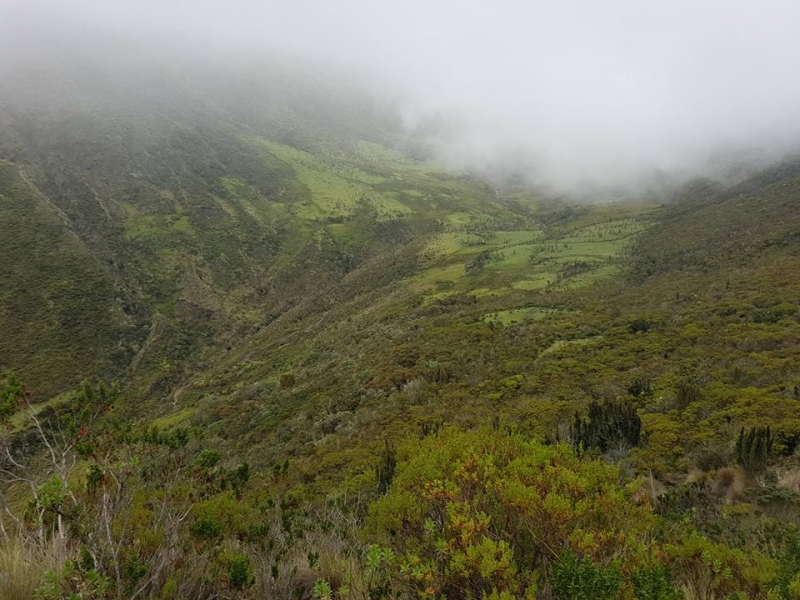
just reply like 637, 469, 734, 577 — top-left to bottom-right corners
3, 0, 800, 189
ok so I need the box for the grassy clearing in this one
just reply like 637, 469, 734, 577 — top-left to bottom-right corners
443, 212, 484, 228
8, 391, 74, 431
423, 232, 482, 256
354, 140, 427, 170
482, 307, 559, 326
123, 210, 197, 241
249, 138, 412, 221
424, 230, 545, 259
511, 272, 559, 291
560, 264, 623, 289
148, 408, 196, 430
416, 217, 649, 299
407, 263, 466, 292
564, 218, 649, 242
219, 177, 286, 225
538, 336, 603, 358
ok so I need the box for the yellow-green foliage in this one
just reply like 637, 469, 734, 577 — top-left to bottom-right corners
366, 427, 655, 598
148, 408, 196, 431
248, 138, 411, 221
665, 531, 777, 599
124, 212, 197, 241
414, 216, 650, 298
190, 492, 257, 540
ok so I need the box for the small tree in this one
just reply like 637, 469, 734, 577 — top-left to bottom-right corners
627, 378, 653, 399
375, 440, 396, 495
675, 380, 702, 409
736, 426, 773, 479
571, 400, 642, 454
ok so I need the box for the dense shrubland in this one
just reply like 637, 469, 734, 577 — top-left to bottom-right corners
2, 60, 800, 597
2, 377, 800, 599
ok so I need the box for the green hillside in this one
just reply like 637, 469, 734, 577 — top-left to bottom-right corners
0, 161, 136, 395
1, 56, 800, 599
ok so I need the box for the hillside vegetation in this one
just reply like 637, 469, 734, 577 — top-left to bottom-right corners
1, 55, 800, 599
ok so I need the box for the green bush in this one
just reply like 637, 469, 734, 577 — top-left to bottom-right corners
631, 564, 683, 600
550, 553, 620, 600
224, 552, 254, 590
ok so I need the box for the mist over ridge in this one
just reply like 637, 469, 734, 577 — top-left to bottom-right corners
3, 0, 800, 193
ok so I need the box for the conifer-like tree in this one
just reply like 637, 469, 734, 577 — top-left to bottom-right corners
735, 425, 773, 475
571, 400, 642, 454
375, 440, 397, 494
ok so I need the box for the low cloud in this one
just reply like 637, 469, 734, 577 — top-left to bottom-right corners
3, 0, 800, 191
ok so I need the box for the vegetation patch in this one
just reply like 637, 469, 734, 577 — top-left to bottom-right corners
482, 306, 559, 326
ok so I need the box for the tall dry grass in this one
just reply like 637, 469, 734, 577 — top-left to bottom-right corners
0, 536, 72, 600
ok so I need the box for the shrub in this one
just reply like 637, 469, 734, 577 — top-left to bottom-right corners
736, 426, 774, 476
279, 373, 296, 389
224, 552, 254, 590
772, 531, 800, 600
190, 515, 223, 540
196, 449, 223, 469
570, 400, 641, 454
628, 319, 652, 334
631, 564, 683, 600
366, 427, 655, 597
628, 378, 653, 399
665, 531, 774, 599
550, 553, 620, 600
374, 441, 396, 495
675, 380, 702, 409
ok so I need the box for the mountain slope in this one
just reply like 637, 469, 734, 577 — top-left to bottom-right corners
2, 49, 799, 492
0, 160, 136, 395
2, 53, 800, 600
0, 51, 527, 400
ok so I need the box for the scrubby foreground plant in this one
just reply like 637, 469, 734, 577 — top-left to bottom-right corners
357, 427, 799, 599
2, 378, 800, 599
0, 380, 364, 600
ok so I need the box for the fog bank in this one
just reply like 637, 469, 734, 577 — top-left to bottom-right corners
3, 0, 800, 191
